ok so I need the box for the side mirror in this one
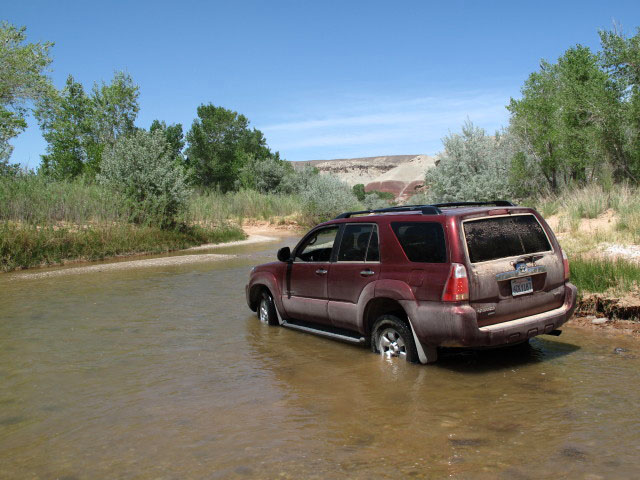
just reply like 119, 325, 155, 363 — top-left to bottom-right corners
277, 246, 291, 262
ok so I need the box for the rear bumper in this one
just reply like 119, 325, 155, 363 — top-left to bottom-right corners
403, 283, 578, 348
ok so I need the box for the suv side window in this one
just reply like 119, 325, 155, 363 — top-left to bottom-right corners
337, 224, 379, 262
391, 222, 446, 263
295, 226, 339, 262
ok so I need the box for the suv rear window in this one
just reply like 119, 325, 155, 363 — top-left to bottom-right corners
391, 222, 446, 263
464, 214, 551, 263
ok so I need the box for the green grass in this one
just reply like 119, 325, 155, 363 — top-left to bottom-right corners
187, 189, 301, 225
570, 256, 640, 294
0, 222, 245, 272
0, 175, 128, 225
0, 176, 249, 271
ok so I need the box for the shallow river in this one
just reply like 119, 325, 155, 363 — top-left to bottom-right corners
1, 235, 639, 479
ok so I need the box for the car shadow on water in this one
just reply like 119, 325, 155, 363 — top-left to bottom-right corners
435, 337, 581, 373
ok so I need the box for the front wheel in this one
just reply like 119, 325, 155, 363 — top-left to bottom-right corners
371, 315, 419, 363
257, 291, 279, 326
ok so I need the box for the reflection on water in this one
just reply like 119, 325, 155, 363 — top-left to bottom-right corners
1, 236, 638, 479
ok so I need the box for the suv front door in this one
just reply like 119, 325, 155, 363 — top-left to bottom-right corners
282, 225, 339, 325
327, 224, 380, 330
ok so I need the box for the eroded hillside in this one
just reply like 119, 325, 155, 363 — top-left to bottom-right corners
292, 154, 437, 200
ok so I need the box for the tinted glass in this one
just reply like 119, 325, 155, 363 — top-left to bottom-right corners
391, 222, 446, 263
464, 215, 551, 263
337, 224, 373, 262
366, 226, 379, 262
296, 226, 339, 262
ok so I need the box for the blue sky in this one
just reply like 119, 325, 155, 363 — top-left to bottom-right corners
4, 0, 640, 167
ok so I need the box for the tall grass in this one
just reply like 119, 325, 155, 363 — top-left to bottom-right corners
0, 176, 246, 272
570, 256, 640, 294
188, 189, 301, 225
0, 222, 243, 272
533, 183, 640, 240
0, 175, 128, 225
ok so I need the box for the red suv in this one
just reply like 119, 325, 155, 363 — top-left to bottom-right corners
246, 202, 577, 364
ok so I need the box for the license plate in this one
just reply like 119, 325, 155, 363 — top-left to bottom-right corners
511, 276, 533, 296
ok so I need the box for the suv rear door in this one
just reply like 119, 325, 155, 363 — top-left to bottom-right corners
462, 213, 565, 327
327, 223, 380, 330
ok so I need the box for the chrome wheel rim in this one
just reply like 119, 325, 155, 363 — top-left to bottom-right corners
378, 328, 407, 359
259, 299, 269, 324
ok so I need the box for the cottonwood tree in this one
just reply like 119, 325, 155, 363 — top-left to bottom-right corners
509, 44, 629, 189
185, 104, 273, 191
0, 22, 54, 162
600, 26, 640, 180
36, 72, 139, 178
150, 120, 185, 164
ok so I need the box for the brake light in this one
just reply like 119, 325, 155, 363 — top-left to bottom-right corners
562, 249, 570, 281
442, 263, 469, 302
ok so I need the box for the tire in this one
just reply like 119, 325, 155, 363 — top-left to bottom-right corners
257, 290, 279, 326
371, 314, 419, 363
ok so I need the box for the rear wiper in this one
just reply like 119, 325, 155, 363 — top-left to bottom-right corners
511, 254, 544, 267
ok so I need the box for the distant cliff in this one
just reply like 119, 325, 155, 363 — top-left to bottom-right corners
291, 154, 437, 200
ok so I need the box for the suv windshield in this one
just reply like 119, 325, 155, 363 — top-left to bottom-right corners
464, 214, 551, 263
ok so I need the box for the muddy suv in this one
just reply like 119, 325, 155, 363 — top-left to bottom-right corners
246, 202, 577, 364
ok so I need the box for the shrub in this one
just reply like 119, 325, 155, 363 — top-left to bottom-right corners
300, 174, 361, 224
362, 192, 392, 210
99, 130, 190, 227
425, 121, 543, 202
352, 183, 366, 201
239, 155, 295, 193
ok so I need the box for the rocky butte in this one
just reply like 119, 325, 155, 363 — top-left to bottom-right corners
291, 154, 438, 202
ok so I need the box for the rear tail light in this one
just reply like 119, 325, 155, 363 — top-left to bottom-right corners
562, 249, 570, 281
442, 263, 469, 302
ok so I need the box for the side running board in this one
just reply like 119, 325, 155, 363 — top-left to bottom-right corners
281, 320, 366, 345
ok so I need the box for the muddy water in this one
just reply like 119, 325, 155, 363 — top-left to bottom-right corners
1, 236, 639, 479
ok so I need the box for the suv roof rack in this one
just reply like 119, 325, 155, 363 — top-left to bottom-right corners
432, 200, 515, 208
333, 200, 515, 219
334, 204, 441, 219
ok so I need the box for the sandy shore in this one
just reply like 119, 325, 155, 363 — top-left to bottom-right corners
11, 233, 282, 279
187, 234, 277, 251
13, 253, 237, 279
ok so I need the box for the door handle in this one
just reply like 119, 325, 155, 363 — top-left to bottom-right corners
360, 269, 375, 276
315, 268, 328, 275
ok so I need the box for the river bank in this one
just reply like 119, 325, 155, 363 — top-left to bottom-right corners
0, 221, 247, 273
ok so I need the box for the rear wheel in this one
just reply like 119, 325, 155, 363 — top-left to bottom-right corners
257, 291, 279, 326
371, 314, 419, 363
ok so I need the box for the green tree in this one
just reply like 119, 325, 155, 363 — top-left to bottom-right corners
0, 159, 20, 177
352, 183, 366, 201
150, 120, 185, 163
98, 129, 189, 227
239, 152, 295, 193
91, 71, 139, 146
36, 72, 139, 178
0, 22, 54, 162
185, 104, 273, 191
509, 45, 624, 189
36, 75, 99, 178
600, 26, 640, 180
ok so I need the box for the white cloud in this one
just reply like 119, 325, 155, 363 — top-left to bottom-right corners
259, 90, 511, 159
